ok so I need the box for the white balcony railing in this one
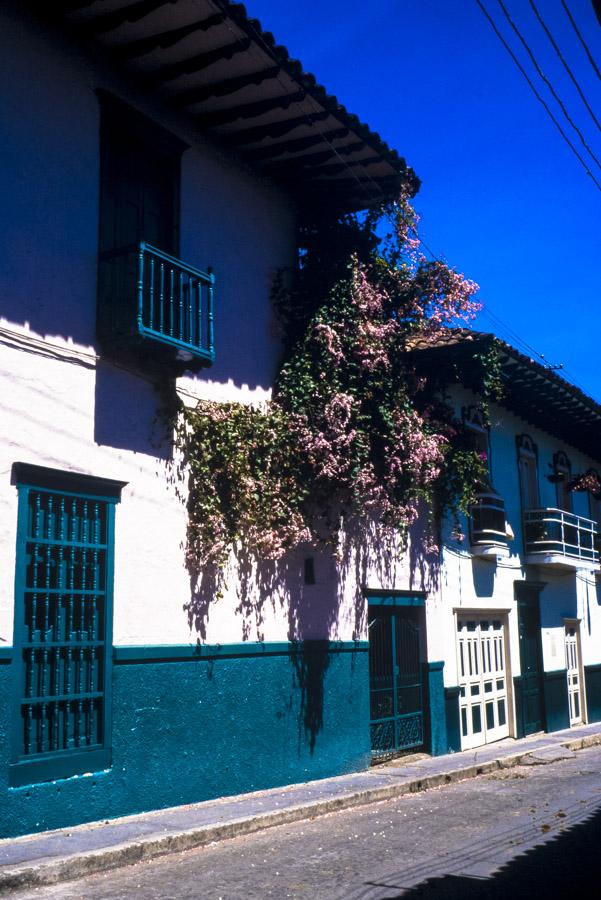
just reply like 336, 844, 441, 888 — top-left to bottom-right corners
523, 508, 599, 568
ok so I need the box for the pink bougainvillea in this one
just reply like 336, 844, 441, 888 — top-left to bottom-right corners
180, 190, 487, 571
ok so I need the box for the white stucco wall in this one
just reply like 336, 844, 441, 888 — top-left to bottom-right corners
0, 3, 298, 648
3, 3, 601, 681
435, 386, 601, 687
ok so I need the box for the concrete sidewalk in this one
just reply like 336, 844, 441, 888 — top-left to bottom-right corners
2, 722, 601, 894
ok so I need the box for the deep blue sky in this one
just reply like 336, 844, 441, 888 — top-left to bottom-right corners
247, 1, 601, 399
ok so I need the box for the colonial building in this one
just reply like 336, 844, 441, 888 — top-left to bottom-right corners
1, 1, 600, 843
0, 0, 414, 838
381, 330, 601, 757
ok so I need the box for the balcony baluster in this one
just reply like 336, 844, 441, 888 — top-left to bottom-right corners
98, 242, 215, 370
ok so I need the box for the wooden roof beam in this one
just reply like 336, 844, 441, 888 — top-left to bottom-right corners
223, 111, 332, 145
172, 66, 280, 107
112, 13, 227, 60
76, 0, 170, 35
194, 90, 308, 128
244, 127, 349, 161
145, 38, 251, 84
262, 143, 366, 175
307, 156, 382, 177
264, 148, 338, 173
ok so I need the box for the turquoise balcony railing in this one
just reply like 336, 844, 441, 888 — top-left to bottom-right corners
98, 242, 214, 371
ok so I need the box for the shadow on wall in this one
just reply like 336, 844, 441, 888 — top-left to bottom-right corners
183, 514, 442, 755
0, 253, 98, 348
93, 358, 174, 460
290, 641, 331, 753
538, 575, 577, 628
407, 511, 442, 597
184, 544, 344, 645
372, 803, 601, 898
471, 558, 495, 598
184, 544, 347, 755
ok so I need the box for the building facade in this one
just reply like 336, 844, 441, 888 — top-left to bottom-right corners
367, 331, 601, 754
0, 0, 413, 838
1, 1, 601, 842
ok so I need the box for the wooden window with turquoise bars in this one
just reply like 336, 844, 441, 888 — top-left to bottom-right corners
9, 464, 125, 787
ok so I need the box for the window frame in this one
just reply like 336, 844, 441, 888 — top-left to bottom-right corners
552, 450, 572, 513
586, 468, 601, 526
97, 90, 186, 259
9, 464, 126, 788
463, 405, 492, 483
516, 434, 540, 511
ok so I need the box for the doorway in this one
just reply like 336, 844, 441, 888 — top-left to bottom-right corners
368, 605, 424, 757
516, 583, 546, 735
564, 620, 585, 726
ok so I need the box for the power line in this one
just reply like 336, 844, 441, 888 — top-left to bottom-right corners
213, 2, 593, 394
529, 0, 601, 133
495, 0, 601, 171
475, 0, 601, 192
561, 0, 601, 82
417, 236, 555, 365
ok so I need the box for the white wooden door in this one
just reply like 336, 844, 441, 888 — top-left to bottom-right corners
457, 616, 510, 750
565, 622, 584, 727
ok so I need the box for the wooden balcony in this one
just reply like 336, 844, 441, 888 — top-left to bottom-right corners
469, 492, 510, 559
98, 242, 214, 372
523, 508, 599, 571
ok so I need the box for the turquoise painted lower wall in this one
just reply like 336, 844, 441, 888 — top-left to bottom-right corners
542, 669, 570, 733
585, 663, 601, 723
0, 642, 370, 839
444, 687, 461, 753
424, 661, 447, 756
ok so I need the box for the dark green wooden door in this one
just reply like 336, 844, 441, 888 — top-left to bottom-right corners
517, 588, 545, 735
369, 608, 423, 756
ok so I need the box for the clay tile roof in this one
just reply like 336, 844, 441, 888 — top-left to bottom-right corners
408, 328, 601, 463
34, 0, 419, 215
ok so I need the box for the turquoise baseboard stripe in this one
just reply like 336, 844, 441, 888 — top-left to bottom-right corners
0, 641, 371, 839
113, 640, 368, 664
444, 686, 461, 753
0, 647, 12, 664
584, 663, 601, 723
543, 669, 570, 733
425, 661, 447, 756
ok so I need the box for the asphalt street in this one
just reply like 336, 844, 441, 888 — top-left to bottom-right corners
11, 744, 601, 899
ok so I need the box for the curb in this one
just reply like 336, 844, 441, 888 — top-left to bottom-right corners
2, 734, 601, 893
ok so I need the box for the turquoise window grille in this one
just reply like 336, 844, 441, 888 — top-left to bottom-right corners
10, 464, 125, 787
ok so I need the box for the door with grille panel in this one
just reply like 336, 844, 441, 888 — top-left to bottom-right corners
457, 615, 510, 750
369, 607, 423, 756
565, 622, 584, 726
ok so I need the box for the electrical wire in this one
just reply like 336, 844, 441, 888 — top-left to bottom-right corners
562, 0, 601, 82
417, 235, 556, 364
529, 0, 601, 133
495, 0, 601, 171
475, 0, 601, 192
209, 3, 594, 395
